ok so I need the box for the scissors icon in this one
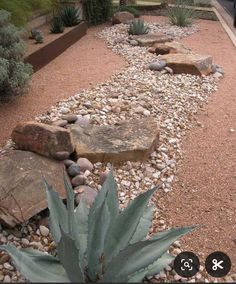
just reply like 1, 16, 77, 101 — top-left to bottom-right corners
212, 259, 224, 270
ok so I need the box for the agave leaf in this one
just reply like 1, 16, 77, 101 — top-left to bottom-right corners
102, 226, 195, 282
74, 198, 89, 269
104, 187, 158, 265
0, 245, 70, 283
87, 201, 110, 281
57, 228, 84, 282
44, 179, 68, 243
130, 205, 154, 244
127, 269, 148, 283
63, 174, 75, 236
87, 170, 119, 280
127, 253, 173, 282
145, 252, 174, 277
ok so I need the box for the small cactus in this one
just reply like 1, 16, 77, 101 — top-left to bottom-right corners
35, 32, 44, 44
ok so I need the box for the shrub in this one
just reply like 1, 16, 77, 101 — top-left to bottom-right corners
60, 6, 81, 27
35, 32, 44, 44
168, 0, 195, 27
50, 16, 64, 33
117, 5, 141, 17
29, 28, 40, 39
0, 0, 53, 27
0, 170, 195, 282
128, 19, 149, 35
83, 0, 113, 25
0, 10, 32, 102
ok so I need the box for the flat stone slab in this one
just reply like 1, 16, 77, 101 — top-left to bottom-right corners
0, 150, 66, 227
69, 118, 159, 164
132, 33, 173, 47
159, 53, 213, 75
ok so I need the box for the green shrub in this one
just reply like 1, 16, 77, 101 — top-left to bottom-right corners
0, 170, 195, 282
29, 28, 40, 39
117, 5, 141, 17
35, 32, 44, 44
60, 6, 81, 27
0, 0, 53, 27
83, 0, 113, 25
0, 10, 32, 102
168, 0, 195, 27
50, 16, 64, 33
128, 19, 149, 35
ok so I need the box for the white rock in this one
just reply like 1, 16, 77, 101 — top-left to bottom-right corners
39, 225, 49, 237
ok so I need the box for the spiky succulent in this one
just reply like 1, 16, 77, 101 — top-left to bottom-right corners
128, 19, 149, 35
60, 6, 81, 27
50, 16, 64, 34
168, 0, 195, 27
0, 171, 195, 282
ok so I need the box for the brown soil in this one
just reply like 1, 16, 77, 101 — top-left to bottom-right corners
151, 18, 236, 273
0, 24, 127, 148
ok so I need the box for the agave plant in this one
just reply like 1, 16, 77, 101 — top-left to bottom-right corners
128, 19, 149, 35
50, 16, 64, 34
0, 171, 195, 282
168, 0, 195, 27
60, 6, 81, 27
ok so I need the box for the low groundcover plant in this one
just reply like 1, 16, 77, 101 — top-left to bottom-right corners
0, 171, 195, 282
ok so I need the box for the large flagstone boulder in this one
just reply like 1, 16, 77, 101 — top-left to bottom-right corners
11, 121, 74, 159
69, 118, 159, 164
159, 53, 213, 75
0, 150, 66, 227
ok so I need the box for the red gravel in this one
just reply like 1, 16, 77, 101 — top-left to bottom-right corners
0, 24, 127, 147
153, 18, 236, 273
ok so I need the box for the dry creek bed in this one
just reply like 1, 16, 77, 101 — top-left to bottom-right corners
1, 21, 234, 283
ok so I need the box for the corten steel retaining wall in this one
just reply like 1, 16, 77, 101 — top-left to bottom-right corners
24, 21, 87, 72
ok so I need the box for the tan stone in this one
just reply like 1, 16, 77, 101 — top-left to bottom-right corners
0, 150, 66, 227
69, 118, 159, 164
149, 41, 192, 55
133, 33, 173, 47
112, 11, 134, 25
160, 53, 213, 75
11, 121, 74, 159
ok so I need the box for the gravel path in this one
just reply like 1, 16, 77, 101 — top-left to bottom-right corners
0, 25, 127, 148
156, 17, 236, 277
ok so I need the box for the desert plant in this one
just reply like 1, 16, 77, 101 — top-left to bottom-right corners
0, 170, 195, 282
117, 5, 140, 17
60, 5, 81, 27
128, 19, 149, 35
83, 0, 113, 25
0, 0, 53, 27
35, 31, 44, 43
0, 10, 32, 102
168, 0, 195, 27
50, 16, 64, 33
29, 28, 40, 39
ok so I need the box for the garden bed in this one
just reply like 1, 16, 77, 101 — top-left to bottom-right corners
24, 21, 87, 72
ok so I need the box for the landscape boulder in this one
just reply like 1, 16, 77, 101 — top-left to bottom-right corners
112, 11, 134, 25
159, 53, 213, 76
148, 41, 192, 55
132, 33, 173, 47
69, 117, 159, 164
11, 121, 74, 160
0, 150, 66, 227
